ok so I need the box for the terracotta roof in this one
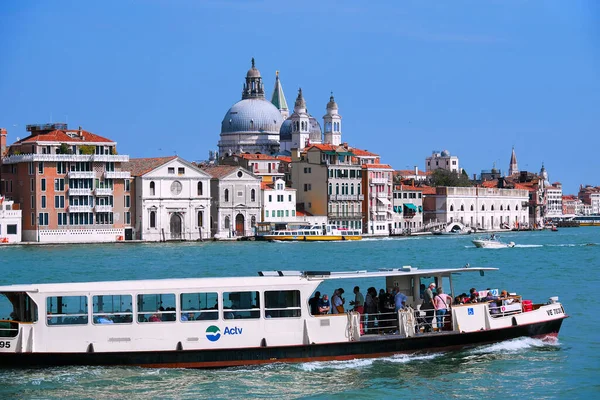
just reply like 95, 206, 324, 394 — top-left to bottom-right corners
276, 156, 291, 163
395, 169, 430, 176
420, 186, 437, 195
122, 156, 178, 176
481, 180, 498, 188
238, 154, 279, 160
14, 129, 113, 144
306, 144, 338, 152
349, 148, 378, 157
295, 210, 313, 217
394, 184, 424, 191
261, 181, 273, 190
200, 165, 240, 179
362, 163, 393, 169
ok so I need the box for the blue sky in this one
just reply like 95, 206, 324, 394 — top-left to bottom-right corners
1, 0, 598, 194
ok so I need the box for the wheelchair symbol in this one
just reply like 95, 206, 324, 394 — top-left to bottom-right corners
468, 308, 474, 315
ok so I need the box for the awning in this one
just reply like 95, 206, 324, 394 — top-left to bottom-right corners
377, 197, 391, 205
404, 203, 417, 211
418, 205, 423, 212
393, 206, 402, 213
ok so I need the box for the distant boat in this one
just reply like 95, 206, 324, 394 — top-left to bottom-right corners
472, 235, 515, 249
263, 224, 362, 242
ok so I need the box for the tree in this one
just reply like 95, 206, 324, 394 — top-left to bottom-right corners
430, 169, 473, 187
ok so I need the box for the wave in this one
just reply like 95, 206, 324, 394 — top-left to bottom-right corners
468, 336, 559, 355
296, 352, 441, 371
513, 244, 544, 248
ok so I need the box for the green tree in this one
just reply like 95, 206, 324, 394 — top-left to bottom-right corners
430, 169, 473, 187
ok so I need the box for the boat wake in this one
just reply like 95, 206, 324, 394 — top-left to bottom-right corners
513, 244, 544, 248
469, 336, 560, 355
296, 353, 441, 371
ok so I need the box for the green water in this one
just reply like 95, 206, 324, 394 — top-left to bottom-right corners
0, 228, 598, 399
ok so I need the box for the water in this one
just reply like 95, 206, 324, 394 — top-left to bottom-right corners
1, 228, 599, 399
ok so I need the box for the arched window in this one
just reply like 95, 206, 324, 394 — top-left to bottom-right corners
197, 211, 203, 227
328, 183, 332, 195
197, 182, 203, 196
224, 216, 230, 229
251, 189, 256, 202
351, 184, 354, 195
500, 205, 503, 211
450, 205, 454, 211
507, 205, 511, 211
150, 181, 155, 196
150, 211, 156, 228
358, 183, 361, 193
336, 183, 339, 195
471, 205, 474, 211
461, 205, 465, 211
516, 205, 519, 211
481, 205, 485, 211
491, 205, 495, 211
224, 189, 229, 202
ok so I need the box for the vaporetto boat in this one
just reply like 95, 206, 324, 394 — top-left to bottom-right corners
0, 266, 566, 368
262, 224, 362, 241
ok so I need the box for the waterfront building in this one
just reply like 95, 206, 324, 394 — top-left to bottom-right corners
201, 165, 261, 238
391, 184, 424, 234
545, 182, 563, 218
218, 59, 285, 156
394, 167, 429, 183
425, 150, 460, 173
578, 185, 600, 215
423, 186, 529, 230
0, 198, 21, 243
0, 124, 131, 243
291, 144, 364, 230
122, 156, 212, 241
261, 178, 297, 223
562, 195, 582, 216
220, 153, 285, 183
362, 163, 394, 235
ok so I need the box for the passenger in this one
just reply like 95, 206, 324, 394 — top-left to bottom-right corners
149, 312, 162, 322
364, 288, 378, 330
181, 313, 189, 322
319, 294, 331, 314
378, 289, 387, 313
482, 289, 497, 302
309, 291, 321, 315
97, 315, 114, 324
419, 283, 426, 299
421, 282, 436, 332
331, 288, 345, 314
466, 288, 479, 303
433, 288, 452, 331
350, 286, 364, 314
394, 289, 408, 312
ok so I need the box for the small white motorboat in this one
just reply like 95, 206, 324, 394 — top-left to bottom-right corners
472, 235, 515, 248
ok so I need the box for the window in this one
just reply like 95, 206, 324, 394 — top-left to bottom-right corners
137, 293, 176, 323
288, 195, 292, 202
125, 180, 130, 192
168, 167, 175, 174
30, 178, 34, 191
251, 189, 256, 202
225, 216, 230, 229
41, 178, 46, 192
54, 179, 65, 191
57, 212, 67, 225
224, 189, 229, 202
460, 205, 464, 211
41, 196, 46, 209
180, 292, 218, 321
93, 295, 133, 324
178, 167, 185, 175
7, 225, 17, 235
197, 182, 203, 196
146, 210, 157, 229
28, 162, 34, 175
125, 212, 131, 224
237, 191, 243, 197
264, 290, 301, 318
482, 205, 485, 211
38, 213, 49, 226
222, 291, 260, 319
46, 296, 88, 325
38, 162, 44, 174
450, 205, 454, 211
268, 195, 272, 202
251, 216, 256, 227
197, 211, 203, 227
150, 181, 156, 196
57, 162, 66, 174
125, 195, 130, 208
471, 205, 474, 211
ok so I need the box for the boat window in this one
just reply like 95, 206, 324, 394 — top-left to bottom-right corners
137, 293, 176, 323
264, 290, 301, 318
180, 292, 219, 321
46, 296, 88, 326
92, 295, 133, 324
1, 292, 38, 337
222, 291, 260, 319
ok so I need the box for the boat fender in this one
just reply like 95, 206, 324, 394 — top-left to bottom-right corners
176, 341, 183, 351
512, 317, 518, 327
260, 338, 267, 347
87, 343, 94, 353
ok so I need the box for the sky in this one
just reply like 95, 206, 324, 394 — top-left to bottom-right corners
1, 0, 598, 194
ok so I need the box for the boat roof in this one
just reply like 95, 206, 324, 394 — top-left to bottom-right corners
0, 267, 497, 294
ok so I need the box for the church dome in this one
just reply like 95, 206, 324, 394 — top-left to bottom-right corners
279, 118, 292, 141
309, 116, 322, 142
221, 98, 284, 134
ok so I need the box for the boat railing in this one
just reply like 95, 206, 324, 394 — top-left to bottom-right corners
0, 320, 20, 338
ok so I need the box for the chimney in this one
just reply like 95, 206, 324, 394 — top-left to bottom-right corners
473, 173, 476, 180
0, 128, 7, 157
414, 165, 418, 175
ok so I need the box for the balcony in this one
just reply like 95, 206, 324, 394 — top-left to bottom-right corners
104, 171, 131, 179
95, 204, 113, 212
376, 192, 390, 198
1, 153, 129, 164
94, 187, 113, 196
330, 194, 364, 201
327, 212, 364, 220
69, 188, 93, 196
370, 177, 388, 185
68, 205, 93, 213
68, 171, 95, 179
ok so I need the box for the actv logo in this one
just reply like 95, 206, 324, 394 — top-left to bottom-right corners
205, 325, 221, 342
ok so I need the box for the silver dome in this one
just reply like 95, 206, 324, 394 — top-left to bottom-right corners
221, 99, 284, 134
309, 116, 322, 143
279, 118, 292, 141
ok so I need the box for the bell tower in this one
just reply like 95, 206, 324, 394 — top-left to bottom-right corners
290, 88, 311, 149
323, 93, 342, 145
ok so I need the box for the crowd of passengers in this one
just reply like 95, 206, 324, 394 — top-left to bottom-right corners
308, 284, 522, 333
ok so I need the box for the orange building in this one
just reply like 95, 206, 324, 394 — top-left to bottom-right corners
0, 123, 132, 242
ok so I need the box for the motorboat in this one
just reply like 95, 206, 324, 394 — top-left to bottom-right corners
0, 266, 566, 369
472, 235, 515, 248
